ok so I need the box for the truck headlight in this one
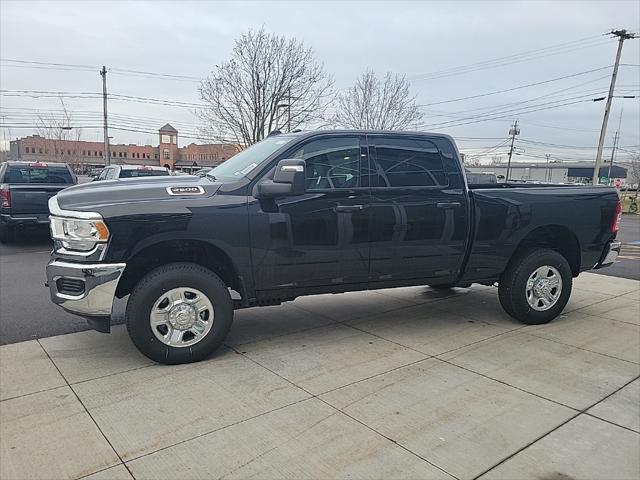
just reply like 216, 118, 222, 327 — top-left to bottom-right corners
50, 216, 110, 251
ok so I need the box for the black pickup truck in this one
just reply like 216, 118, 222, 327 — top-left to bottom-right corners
45, 130, 622, 364
1, 161, 76, 242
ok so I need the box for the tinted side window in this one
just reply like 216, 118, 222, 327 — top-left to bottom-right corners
291, 136, 361, 190
104, 168, 117, 180
372, 137, 447, 187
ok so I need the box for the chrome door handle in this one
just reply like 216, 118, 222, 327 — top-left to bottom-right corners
436, 202, 462, 209
334, 205, 365, 213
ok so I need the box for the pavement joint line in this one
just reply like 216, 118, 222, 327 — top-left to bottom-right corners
583, 411, 640, 435
217, 409, 344, 480
472, 373, 640, 480
434, 355, 581, 412
35, 338, 138, 480
589, 313, 640, 327
67, 363, 158, 388
0, 383, 67, 403
342, 315, 526, 359
76, 463, 129, 480
521, 330, 640, 365
118, 395, 314, 466
226, 344, 461, 480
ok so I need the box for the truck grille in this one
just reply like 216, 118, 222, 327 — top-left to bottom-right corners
56, 278, 85, 296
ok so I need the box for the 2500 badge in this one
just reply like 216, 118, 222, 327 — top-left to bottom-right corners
166, 186, 205, 195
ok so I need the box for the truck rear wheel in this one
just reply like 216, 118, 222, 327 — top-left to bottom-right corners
498, 248, 572, 325
126, 262, 233, 364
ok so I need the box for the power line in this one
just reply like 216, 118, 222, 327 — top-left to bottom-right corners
419, 93, 601, 130
418, 66, 616, 107
0, 59, 203, 82
409, 36, 611, 82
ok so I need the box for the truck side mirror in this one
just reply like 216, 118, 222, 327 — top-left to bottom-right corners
257, 159, 306, 197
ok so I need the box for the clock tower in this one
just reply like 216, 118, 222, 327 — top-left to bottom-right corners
158, 123, 178, 170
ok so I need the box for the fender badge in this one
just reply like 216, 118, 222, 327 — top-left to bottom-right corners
166, 186, 205, 196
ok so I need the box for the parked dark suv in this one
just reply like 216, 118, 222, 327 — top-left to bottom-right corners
0, 161, 76, 242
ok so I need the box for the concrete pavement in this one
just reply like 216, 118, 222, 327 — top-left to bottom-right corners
1, 272, 638, 480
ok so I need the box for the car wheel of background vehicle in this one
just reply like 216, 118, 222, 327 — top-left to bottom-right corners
126, 262, 233, 364
0, 224, 14, 244
498, 248, 572, 325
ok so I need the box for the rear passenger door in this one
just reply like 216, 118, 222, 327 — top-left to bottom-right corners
367, 134, 468, 284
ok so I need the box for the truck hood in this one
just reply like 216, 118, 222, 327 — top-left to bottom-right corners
54, 175, 221, 212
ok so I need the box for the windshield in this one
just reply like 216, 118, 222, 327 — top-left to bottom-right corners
207, 135, 295, 181
120, 169, 169, 178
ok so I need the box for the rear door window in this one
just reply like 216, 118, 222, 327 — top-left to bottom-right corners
371, 137, 448, 188
6, 166, 74, 184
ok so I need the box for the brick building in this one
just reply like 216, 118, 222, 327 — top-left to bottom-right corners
8, 123, 239, 173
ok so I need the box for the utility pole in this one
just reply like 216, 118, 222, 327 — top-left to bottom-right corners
287, 86, 291, 133
506, 120, 519, 181
100, 66, 110, 166
593, 29, 636, 185
545, 153, 551, 182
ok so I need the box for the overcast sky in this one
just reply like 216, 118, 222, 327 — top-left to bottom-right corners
1, 0, 639, 164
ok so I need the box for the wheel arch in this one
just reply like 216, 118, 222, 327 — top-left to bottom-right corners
115, 239, 246, 301
512, 224, 581, 276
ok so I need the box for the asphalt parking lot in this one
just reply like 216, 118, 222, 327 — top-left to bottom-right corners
1, 272, 638, 479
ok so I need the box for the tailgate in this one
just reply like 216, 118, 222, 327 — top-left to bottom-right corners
9, 184, 68, 215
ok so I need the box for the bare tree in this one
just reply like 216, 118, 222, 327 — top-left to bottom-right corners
35, 98, 83, 171
464, 155, 482, 167
198, 28, 334, 146
627, 154, 640, 195
335, 70, 423, 130
491, 155, 504, 166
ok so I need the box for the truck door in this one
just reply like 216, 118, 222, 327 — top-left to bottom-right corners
250, 134, 371, 291
366, 134, 469, 284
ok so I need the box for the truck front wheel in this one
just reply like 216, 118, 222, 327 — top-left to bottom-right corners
498, 248, 572, 325
126, 262, 233, 364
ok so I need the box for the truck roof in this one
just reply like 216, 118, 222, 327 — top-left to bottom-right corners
278, 129, 455, 141
118, 165, 168, 171
3, 161, 70, 167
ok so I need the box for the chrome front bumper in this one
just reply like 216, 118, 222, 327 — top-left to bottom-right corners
596, 241, 622, 268
46, 260, 126, 318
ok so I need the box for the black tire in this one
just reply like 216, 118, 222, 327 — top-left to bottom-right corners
498, 248, 572, 325
126, 262, 233, 364
0, 223, 14, 244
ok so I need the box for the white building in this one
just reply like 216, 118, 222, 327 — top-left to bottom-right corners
466, 162, 628, 184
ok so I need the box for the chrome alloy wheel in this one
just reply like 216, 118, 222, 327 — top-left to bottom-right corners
526, 265, 563, 311
150, 287, 214, 347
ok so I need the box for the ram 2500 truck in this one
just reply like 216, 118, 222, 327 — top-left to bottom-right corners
45, 130, 622, 364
